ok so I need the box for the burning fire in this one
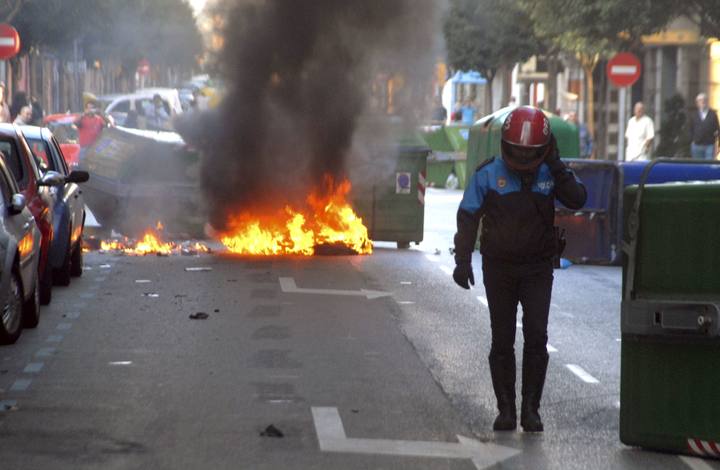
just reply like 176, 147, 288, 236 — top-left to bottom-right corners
100, 223, 210, 256
220, 176, 372, 256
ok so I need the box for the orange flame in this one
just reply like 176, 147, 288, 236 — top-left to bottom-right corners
100, 223, 210, 256
220, 177, 372, 256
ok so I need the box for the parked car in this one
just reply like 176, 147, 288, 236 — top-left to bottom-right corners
97, 88, 183, 128
0, 155, 42, 344
0, 124, 64, 306
43, 113, 81, 167
23, 126, 89, 285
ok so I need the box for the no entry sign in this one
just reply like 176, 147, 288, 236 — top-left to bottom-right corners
0, 24, 20, 60
607, 52, 642, 88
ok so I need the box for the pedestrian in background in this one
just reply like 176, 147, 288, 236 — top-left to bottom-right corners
74, 100, 111, 162
10, 91, 28, 122
565, 111, 593, 159
30, 96, 44, 126
625, 102, 655, 161
0, 83, 11, 123
689, 93, 719, 160
453, 106, 587, 433
13, 106, 32, 125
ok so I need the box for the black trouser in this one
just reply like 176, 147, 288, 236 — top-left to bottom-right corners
482, 257, 553, 407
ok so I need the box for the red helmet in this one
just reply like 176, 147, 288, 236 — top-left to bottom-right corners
501, 106, 552, 171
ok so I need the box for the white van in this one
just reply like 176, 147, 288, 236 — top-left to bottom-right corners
97, 88, 183, 129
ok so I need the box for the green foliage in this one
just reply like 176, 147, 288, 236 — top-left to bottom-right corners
656, 94, 690, 158
687, 0, 720, 39
13, 0, 202, 69
522, 0, 679, 58
443, 0, 539, 81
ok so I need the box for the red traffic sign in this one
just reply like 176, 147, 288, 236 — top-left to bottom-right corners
0, 24, 20, 60
137, 58, 151, 76
607, 52, 642, 88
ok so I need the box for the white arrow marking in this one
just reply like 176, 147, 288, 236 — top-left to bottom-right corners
312, 407, 520, 469
279, 277, 392, 300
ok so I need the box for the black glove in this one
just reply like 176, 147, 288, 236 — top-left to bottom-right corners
545, 135, 567, 176
453, 263, 475, 290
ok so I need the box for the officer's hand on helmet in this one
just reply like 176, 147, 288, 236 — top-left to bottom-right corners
453, 263, 475, 290
544, 134, 561, 165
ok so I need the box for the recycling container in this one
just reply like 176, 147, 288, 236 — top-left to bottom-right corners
466, 106, 580, 176
421, 125, 469, 189
620, 159, 720, 459
350, 128, 430, 249
556, 160, 620, 263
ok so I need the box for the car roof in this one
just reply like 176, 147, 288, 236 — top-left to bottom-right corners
0, 123, 21, 139
17, 125, 43, 139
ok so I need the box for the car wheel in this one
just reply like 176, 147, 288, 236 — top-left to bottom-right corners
54, 234, 72, 287
0, 270, 23, 345
70, 237, 83, 278
39, 266, 52, 306
22, 269, 41, 328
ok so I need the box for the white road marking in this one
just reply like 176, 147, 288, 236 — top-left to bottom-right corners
566, 364, 600, 384
616, 338, 622, 342
477, 296, 488, 307
65, 312, 80, 319
400, 281, 412, 285
99, 264, 112, 269
397, 301, 415, 305
46, 335, 63, 343
679, 456, 717, 470
135, 280, 152, 284
440, 266, 454, 276
10, 379, 32, 391
546, 344, 558, 353
95, 277, 107, 282
109, 361, 133, 366
279, 277, 392, 300
424, 254, 441, 263
35, 347, 56, 357
23, 363, 44, 374
0, 400, 17, 411
80, 293, 95, 299
311, 407, 520, 469
185, 267, 212, 272
56, 323, 72, 331
143, 293, 160, 298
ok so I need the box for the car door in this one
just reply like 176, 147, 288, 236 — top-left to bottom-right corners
0, 159, 40, 293
48, 134, 84, 244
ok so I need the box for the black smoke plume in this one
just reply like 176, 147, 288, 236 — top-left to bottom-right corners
181, 0, 435, 231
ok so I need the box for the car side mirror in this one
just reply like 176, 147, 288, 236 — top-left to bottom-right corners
38, 170, 65, 187
8, 193, 25, 215
65, 170, 89, 184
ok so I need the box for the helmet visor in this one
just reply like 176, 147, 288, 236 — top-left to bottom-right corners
502, 140, 548, 171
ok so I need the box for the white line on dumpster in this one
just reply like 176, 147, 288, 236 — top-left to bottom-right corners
679, 456, 716, 470
566, 364, 599, 384
440, 266, 454, 276
477, 296, 488, 307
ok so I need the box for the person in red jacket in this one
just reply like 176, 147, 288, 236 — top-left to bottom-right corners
75, 101, 111, 149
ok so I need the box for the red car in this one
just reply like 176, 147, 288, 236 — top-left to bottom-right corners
0, 124, 63, 306
43, 113, 81, 167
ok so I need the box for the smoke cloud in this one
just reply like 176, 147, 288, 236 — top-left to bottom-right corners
182, 0, 436, 231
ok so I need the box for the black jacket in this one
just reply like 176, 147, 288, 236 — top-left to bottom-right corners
689, 108, 720, 146
454, 155, 586, 265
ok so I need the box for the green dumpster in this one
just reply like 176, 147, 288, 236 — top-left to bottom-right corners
351, 129, 429, 249
466, 107, 580, 175
421, 125, 469, 189
620, 159, 720, 459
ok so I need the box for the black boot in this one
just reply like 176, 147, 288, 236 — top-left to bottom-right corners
521, 352, 548, 433
489, 353, 516, 431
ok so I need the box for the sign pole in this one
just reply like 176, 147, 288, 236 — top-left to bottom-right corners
618, 86, 627, 161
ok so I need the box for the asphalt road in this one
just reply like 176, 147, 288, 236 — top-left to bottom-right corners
0, 188, 716, 470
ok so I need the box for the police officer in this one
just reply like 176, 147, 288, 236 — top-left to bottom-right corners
453, 106, 587, 432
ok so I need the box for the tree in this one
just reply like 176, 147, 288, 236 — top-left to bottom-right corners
687, 0, 720, 39
444, 0, 540, 114
0, 0, 25, 22
522, 0, 678, 150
